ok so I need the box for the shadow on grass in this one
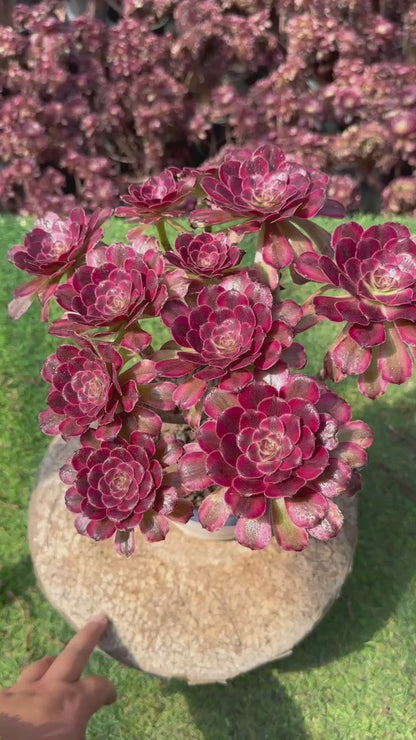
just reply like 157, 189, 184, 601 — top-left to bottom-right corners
0, 556, 36, 607
170, 670, 310, 740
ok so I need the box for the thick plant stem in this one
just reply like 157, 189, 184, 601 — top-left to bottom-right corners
157, 411, 187, 425
302, 284, 334, 309
170, 219, 191, 234
156, 219, 172, 251
0, 0, 13, 26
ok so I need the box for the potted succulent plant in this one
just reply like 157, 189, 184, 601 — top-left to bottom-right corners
8, 144, 415, 680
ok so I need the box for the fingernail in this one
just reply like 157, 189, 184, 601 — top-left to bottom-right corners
90, 612, 108, 625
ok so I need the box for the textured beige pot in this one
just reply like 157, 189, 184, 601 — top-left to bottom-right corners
29, 437, 357, 684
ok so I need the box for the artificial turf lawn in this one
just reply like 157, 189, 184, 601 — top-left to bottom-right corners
1, 212, 416, 739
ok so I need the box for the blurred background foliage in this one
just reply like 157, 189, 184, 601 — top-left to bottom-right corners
1, 1, 416, 216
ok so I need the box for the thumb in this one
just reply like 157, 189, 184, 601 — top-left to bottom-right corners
79, 674, 117, 719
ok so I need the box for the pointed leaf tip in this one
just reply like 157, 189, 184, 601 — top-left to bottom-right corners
235, 511, 272, 550
198, 489, 232, 532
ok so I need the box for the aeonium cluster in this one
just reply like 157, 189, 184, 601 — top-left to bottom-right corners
8, 145, 416, 556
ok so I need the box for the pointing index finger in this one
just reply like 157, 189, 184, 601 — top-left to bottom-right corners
45, 614, 109, 682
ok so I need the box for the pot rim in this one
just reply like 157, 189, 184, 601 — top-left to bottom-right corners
172, 510, 237, 541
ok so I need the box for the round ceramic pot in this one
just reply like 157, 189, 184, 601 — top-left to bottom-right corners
30, 436, 358, 684
171, 510, 237, 541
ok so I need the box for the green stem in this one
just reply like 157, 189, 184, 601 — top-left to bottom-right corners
302, 284, 335, 308
113, 324, 126, 346
156, 219, 172, 251
169, 219, 192, 234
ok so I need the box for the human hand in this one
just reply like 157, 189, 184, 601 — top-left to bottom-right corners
0, 614, 116, 740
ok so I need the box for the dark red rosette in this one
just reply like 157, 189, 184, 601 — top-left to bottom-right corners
295, 222, 416, 397
8, 208, 111, 321
60, 431, 192, 556
179, 377, 373, 551
116, 167, 196, 226
165, 231, 243, 277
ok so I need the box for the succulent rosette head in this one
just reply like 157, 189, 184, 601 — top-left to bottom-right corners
382, 178, 416, 217
165, 232, 244, 277
40, 343, 176, 442
158, 273, 305, 410
191, 144, 344, 274
295, 222, 416, 397
116, 167, 196, 225
39, 343, 123, 441
179, 377, 373, 551
60, 431, 192, 557
327, 175, 361, 212
8, 208, 111, 321
53, 242, 168, 342
192, 145, 335, 227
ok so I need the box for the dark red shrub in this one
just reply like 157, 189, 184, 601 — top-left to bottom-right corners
1, 1, 416, 214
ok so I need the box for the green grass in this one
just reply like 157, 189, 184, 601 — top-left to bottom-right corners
1, 213, 416, 739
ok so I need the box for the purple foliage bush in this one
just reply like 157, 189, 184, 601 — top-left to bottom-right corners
10, 145, 416, 556
1, 0, 416, 216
